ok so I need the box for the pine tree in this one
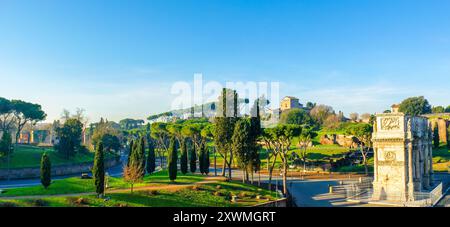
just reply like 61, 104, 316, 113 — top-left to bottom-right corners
168, 137, 178, 181
92, 142, 105, 197
180, 138, 188, 174
189, 142, 197, 173
40, 153, 51, 189
146, 139, 156, 174
433, 125, 440, 148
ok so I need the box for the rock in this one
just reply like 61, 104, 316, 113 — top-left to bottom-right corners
320, 134, 359, 149
320, 134, 336, 145
335, 135, 360, 149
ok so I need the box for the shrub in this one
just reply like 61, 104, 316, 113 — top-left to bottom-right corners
0, 202, 17, 207
191, 185, 200, 191
66, 197, 89, 206
30, 199, 48, 207
115, 203, 129, 207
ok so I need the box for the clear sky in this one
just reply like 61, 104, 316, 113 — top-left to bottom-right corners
1, 0, 450, 123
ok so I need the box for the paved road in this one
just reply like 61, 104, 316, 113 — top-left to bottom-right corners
0, 154, 131, 189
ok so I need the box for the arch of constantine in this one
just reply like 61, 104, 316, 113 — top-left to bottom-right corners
371, 111, 435, 202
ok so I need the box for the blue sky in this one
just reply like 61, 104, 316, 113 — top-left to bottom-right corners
1, 0, 450, 122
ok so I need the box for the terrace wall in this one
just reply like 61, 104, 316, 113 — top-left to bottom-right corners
0, 158, 120, 180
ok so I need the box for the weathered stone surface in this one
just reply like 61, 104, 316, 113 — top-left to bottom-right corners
0, 158, 120, 180
320, 134, 359, 148
429, 118, 449, 144
372, 113, 433, 202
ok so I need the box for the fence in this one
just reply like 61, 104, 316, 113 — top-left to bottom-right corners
330, 178, 444, 207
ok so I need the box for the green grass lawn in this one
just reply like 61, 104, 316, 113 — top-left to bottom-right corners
0, 170, 206, 197
432, 144, 450, 172
0, 145, 95, 169
0, 180, 277, 207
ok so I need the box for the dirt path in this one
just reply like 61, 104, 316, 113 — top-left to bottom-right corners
0, 177, 225, 200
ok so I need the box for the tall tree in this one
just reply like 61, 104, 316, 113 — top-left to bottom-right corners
199, 143, 205, 175
189, 141, 197, 173
0, 97, 14, 133
10, 100, 47, 144
54, 118, 83, 159
92, 142, 105, 197
432, 106, 445, 114
250, 98, 262, 184
297, 128, 317, 174
232, 119, 253, 183
310, 105, 334, 125
180, 138, 188, 174
146, 139, 156, 174
433, 125, 440, 148
447, 125, 450, 149
129, 137, 146, 178
0, 132, 12, 158
213, 88, 238, 179
261, 128, 280, 191
344, 123, 373, 175
151, 122, 169, 168
201, 124, 215, 174
398, 96, 432, 116
127, 139, 134, 166
271, 124, 301, 194
204, 146, 210, 175
40, 153, 51, 189
168, 137, 178, 181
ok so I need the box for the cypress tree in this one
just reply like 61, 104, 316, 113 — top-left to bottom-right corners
168, 137, 178, 181
199, 143, 205, 174
146, 139, 156, 174
40, 153, 51, 189
180, 138, 188, 174
127, 139, 134, 166
130, 137, 145, 178
189, 142, 197, 173
433, 125, 440, 148
204, 147, 210, 175
447, 125, 450, 149
232, 119, 252, 183
92, 142, 105, 197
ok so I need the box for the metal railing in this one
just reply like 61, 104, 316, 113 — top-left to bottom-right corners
330, 179, 444, 207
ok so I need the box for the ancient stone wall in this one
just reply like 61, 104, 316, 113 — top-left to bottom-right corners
320, 134, 359, 149
0, 158, 120, 180
430, 118, 449, 144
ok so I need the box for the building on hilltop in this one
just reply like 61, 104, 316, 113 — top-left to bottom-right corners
280, 96, 303, 112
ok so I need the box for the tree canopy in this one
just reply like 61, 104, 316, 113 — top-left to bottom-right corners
279, 108, 313, 126
398, 96, 432, 116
